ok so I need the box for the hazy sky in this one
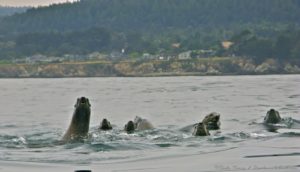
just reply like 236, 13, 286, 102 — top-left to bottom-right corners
0, 0, 76, 7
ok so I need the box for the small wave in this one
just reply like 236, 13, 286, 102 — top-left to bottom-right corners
0, 124, 18, 128
279, 131, 300, 137
155, 143, 177, 147
208, 135, 231, 141
288, 94, 300, 99
0, 122, 298, 165
0, 135, 27, 149
231, 132, 251, 139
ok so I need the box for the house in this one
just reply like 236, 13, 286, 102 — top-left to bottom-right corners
25, 54, 47, 64
222, 41, 234, 50
178, 51, 192, 60
142, 53, 156, 60
194, 49, 215, 58
158, 56, 165, 60
25, 54, 63, 64
109, 51, 127, 60
88, 52, 108, 60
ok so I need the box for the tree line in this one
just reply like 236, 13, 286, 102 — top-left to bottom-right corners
0, 0, 300, 61
1, 0, 300, 34
223, 29, 300, 62
1, 26, 300, 62
0, 6, 28, 17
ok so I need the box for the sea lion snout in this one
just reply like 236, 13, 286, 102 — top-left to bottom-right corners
214, 115, 220, 121
80, 97, 87, 104
269, 109, 275, 114
75, 97, 91, 108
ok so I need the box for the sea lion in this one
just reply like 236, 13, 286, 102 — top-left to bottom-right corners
264, 109, 281, 124
62, 97, 91, 141
192, 122, 210, 136
124, 120, 135, 133
134, 116, 154, 130
180, 112, 220, 135
124, 116, 154, 133
99, 118, 112, 130
263, 109, 283, 132
202, 112, 221, 130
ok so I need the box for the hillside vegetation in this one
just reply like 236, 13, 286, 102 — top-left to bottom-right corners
1, 0, 300, 33
0, 0, 300, 66
0, 6, 27, 17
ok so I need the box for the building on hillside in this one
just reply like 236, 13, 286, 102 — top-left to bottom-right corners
25, 54, 63, 64
221, 41, 234, 50
109, 51, 127, 60
88, 52, 108, 60
178, 51, 192, 60
191, 49, 215, 58
142, 53, 156, 60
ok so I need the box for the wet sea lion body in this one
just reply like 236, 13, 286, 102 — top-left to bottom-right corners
180, 112, 221, 134
62, 97, 91, 141
134, 116, 154, 130
202, 112, 221, 130
124, 116, 154, 133
264, 109, 282, 124
193, 122, 210, 136
263, 109, 284, 132
124, 120, 135, 133
258, 109, 300, 132
99, 118, 113, 130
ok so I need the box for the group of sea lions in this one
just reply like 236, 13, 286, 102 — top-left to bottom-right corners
192, 112, 221, 136
99, 116, 154, 133
62, 97, 291, 142
62, 97, 156, 142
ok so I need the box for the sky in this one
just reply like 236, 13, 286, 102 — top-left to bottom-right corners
0, 0, 76, 7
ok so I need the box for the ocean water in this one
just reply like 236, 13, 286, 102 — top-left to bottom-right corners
0, 75, 299, 172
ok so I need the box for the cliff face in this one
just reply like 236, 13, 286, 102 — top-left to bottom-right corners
1, 58, 300, 78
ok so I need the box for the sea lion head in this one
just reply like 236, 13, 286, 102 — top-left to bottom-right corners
124, 120, 135, 133
134, 116, 143, 127
74, 97, 91, 117
71, 97, 91, 137
193, 122, 210, 136
99, 118, 112, 130
264, 109, 281, 124
133, 116, 154, 130
73, 97, 91, 133
202, 112, 221, 130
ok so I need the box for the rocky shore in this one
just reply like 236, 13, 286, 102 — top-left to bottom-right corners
1, 58, 300, 78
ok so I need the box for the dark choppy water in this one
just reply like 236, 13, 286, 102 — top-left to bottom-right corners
0, 75, 299, 171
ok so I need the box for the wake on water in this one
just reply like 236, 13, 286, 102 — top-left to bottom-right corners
0, 117, 300, 164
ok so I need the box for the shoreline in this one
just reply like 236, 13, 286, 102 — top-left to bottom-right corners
1, 72, 300, 79
1, 58, 300, 78
0, 70, 300, 79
